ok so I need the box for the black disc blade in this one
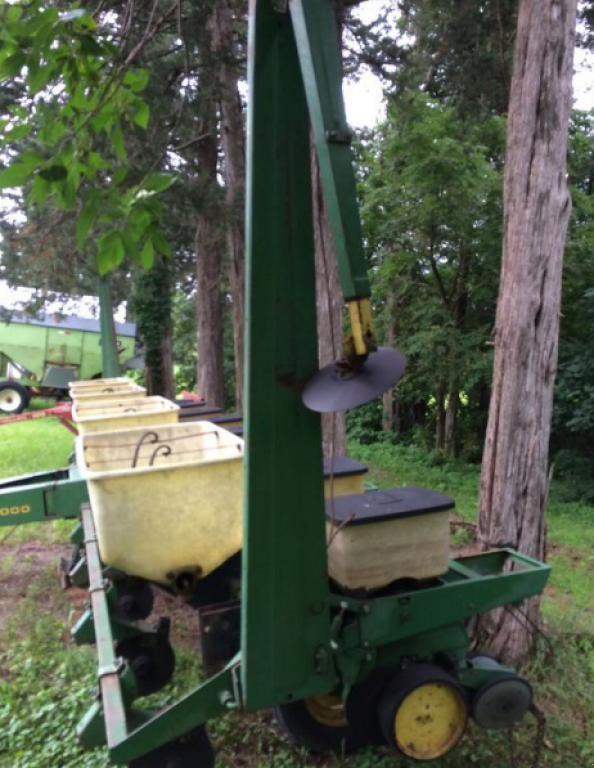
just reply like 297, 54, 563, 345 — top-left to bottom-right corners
302, 347, 406, 413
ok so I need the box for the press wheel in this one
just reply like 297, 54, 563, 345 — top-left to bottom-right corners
378, 664, 468, 761
129, 727, 214, 768
116, 634, 176, 697
471, 676, 532, 730
273, 693, 369, 753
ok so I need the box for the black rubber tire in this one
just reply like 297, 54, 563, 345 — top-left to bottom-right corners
273, 696, 370, 754
471, 676, 532, 730
0, 381, 30, 415
129, 727, 214, 768
378, 664, 469, 762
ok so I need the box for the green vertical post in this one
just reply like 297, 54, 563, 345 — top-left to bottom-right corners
241, 0, 334, 711
289, 0, 370, 301
97, 276, 121, 378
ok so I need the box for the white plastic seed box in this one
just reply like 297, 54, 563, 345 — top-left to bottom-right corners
326, 488, 454, 591
77, 421, 244, 585
69, 377, 134, 392
73, 396, 179, 435
71, 384, 146, 405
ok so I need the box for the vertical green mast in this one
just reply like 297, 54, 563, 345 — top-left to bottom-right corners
241, 0, 335, 710
97, 275, 121, 378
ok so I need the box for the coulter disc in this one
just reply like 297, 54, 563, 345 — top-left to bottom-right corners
302, 347, 406, 413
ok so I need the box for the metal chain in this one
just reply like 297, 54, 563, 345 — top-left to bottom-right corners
508, 728, 517, 767
506, 703, 546, 768
529, 703, 546, 768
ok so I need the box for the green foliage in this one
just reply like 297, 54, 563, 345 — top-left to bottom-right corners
551, 449, 594, 503
0, 635, 109, 768
360, 94, 504, 450
346, 400, 384, 444
172, 289, 198, 394
549, 110, 594, 475
350, 440, 481, 520
396, 0, 517, 118
130, 258, 173, 396
0, 2, 174, 273
0, 410, 74, 478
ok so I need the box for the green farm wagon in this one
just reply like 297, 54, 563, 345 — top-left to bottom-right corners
0, 311, 137, 414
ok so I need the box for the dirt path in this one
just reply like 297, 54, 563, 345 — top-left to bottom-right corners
0, 537, 202, 655
0, 542, 73, 643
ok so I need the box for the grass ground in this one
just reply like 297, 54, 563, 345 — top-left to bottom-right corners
0, 414, 592, 767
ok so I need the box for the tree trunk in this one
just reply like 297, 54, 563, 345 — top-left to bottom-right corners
312, 148, 347, 458
312, 0, 348, 459
213, 0, 245, 413
132, 258, 174, 400
160, 324, 175, 400
194, 89, 225, 407
382, 389, 394, 433
445, 245, 470, 457
476, 0, 576, 665
382, 290, 397, 434
435, 380, 446, 451
444, 387, 459, 457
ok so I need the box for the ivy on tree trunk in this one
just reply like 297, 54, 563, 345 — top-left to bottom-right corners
131, 257, 174, 399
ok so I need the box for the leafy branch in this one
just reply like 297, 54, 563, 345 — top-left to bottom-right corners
0, 1, 175, 275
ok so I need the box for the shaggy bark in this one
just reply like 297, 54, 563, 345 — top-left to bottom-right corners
312, 149, 347, 458
213, 0, 245, 412
476, 0, 577, 665
195, 89, 225, 407
312, 0, 349, 458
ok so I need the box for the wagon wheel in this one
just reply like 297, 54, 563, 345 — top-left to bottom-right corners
0, 382, 30, 415
129, 727, 215, 768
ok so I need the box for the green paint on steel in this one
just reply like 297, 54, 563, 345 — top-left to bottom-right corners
370, 624, 470, 684
241, 0, 334, 711
108, 665, 235, 764
77, 506, 236, 763
69, 521, 84, 544
98, 276, 122, 378
72, 609, 97, 646
337, 551, 550, 655
290, 0, 370, 300
81, 505, 128, 749
0, 474, 88, 527
77, 702, 108, 751
459, 657, 516, 691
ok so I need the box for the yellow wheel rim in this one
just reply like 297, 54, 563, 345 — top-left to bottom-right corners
393, 682, 467, 760
304, 694, 348, 728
